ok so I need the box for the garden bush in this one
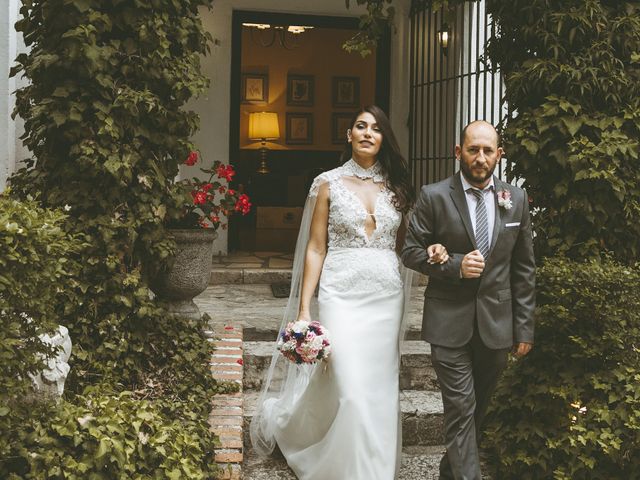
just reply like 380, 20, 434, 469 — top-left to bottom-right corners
484, 257, 640, 479
0, 194, 82, 469
1, 0, 228, 477
6, 392, 217, 479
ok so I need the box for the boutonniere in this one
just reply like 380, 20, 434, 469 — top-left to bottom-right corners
497, 189, 513, 210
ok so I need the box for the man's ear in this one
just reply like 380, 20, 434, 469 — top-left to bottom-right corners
455, 144, 462, 160
497, 146, 504, 161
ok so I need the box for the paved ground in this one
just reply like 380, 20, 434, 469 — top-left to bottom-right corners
243, 446, 446, 480
195, 283, 428, 338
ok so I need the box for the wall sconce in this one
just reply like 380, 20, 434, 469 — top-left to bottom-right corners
249, 112, 280, 174
438, 23, 450, 55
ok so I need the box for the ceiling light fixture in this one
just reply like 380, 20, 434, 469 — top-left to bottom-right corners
243, 23, 314, 49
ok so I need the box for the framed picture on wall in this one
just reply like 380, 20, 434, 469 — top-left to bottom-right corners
287, 75, 314, 106
332, 113, 354, 144
241, 73, 268, 104
286, 113, 313, 145
332, 76, 360, 108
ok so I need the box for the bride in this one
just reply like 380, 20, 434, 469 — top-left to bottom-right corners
250, 105, 448, 479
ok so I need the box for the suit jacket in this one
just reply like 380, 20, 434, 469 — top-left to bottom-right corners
401, 173, 536, 349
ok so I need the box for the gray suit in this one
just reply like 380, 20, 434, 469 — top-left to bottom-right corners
401, 173, 535, 479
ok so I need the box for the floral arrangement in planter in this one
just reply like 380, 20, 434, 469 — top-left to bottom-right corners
168, 151, 252, 229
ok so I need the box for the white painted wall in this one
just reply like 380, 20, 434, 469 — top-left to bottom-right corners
194, 0, 411, 254
1, 0, 28, 192
1, 0, 16, 190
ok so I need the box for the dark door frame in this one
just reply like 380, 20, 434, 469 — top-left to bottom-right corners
229, 9, 391, 164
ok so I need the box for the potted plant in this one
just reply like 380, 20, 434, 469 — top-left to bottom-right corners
150, 151, 252, 318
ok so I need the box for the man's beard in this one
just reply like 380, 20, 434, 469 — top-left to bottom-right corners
460, 160, 496, 185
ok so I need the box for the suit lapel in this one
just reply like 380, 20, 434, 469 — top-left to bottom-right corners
449, 173, 478, 249
488, 176, 504, 256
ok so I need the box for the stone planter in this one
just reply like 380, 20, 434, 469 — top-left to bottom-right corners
150, 228, 217, 319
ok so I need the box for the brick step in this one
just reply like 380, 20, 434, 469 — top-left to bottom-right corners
243, 444, 449, 480
243, 340, 438, 392
243, 389, 444, 448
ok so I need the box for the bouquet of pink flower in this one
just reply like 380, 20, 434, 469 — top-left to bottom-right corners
277, 320, 331, 364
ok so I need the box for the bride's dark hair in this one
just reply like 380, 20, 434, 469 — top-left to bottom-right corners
339, 105, 415, 214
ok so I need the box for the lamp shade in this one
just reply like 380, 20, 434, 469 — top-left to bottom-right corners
249, 112, 280, 140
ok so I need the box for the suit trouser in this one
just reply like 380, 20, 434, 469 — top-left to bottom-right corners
431, 323, 509, 480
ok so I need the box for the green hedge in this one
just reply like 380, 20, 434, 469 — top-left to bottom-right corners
484, 257, 640, 479
0, 194, 82, 465
0, 194, 229, 477
6, 393, 216, 479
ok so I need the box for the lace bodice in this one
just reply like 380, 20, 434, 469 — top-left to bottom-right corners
310, 159, 401, 250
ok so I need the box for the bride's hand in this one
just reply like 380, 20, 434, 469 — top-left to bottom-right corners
427, 243, 449, 264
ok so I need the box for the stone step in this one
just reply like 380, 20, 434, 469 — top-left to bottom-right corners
243, 444, 448, 479
210, 267, 428, 286
210, 267, 292, 285
243, 389, 444, 447
243, 325, 425, 342
243, 340, 439, 392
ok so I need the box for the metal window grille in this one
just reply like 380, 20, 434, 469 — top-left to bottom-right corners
408, 0, 507, 189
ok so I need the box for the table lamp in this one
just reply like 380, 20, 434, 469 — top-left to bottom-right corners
249, 112, 280, 174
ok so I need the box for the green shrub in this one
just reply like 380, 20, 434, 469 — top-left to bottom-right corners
0, 194, 83, 463
5, 392, 217, 479
486, 0, 640, 263
484, 257, 640, 479
0, 195, 225, 476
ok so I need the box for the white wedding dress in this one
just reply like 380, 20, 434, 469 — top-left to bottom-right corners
251, 159, 407, 480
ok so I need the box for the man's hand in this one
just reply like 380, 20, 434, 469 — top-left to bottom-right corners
460, 250, 485, 278
427, 243, 449, 264
512, 342, 532, 358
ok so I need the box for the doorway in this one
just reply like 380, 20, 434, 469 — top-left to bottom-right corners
228, 10, 391, 253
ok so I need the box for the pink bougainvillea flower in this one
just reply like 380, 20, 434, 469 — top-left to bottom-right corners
176, 154, 250, 229
191, 190, 207, 205
235, 194, 252, 215
185, 151, 199, 166
216, 164, 235, 182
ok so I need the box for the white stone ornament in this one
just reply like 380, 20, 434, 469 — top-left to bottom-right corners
29, 325, 72, 401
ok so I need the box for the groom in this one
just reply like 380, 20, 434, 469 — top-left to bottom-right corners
401, 120, 535, 480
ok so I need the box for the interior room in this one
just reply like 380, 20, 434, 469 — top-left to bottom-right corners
228, 11, 389, 253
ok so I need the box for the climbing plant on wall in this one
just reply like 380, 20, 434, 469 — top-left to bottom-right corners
9, 0, 214, 383
344, 0, 470, 56
487, 0, 640, 263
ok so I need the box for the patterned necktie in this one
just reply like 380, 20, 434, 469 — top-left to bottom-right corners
470, 188, 489, 258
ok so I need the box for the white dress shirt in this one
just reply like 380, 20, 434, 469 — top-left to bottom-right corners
460, 173, 496, 249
